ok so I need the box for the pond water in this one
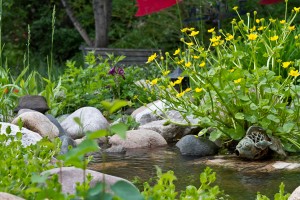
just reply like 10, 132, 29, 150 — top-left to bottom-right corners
89, 145, 300, 199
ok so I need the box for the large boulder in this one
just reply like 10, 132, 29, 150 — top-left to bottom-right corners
45, 114, 66, 137
131, 100, 166, 125
61, 107, 109, 139
11, 111, 59, 139
289, 186, 300, 200
0, 192, 25, 200
108, 129, 167, 149
0, 122, 42, 146
14, 95, 49, 114
176, 135, 219, 156
42, 167, 137, 195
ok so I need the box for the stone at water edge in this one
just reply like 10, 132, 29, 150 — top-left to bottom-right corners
289, 186, 300, 200
14, 95, 49, 114
11, 111, 59, 139
61, 107, 109, 140
176, 135, 219, 157
41, 167, 137, 195
108, 129, 167, 149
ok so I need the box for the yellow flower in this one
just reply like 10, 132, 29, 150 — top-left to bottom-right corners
293, 7, 300, 13
233, 6, 238, 11
258, 26, 266, 31
193, 55, 200, 59
177, 60, 184, 64
270, 35, 279, 41
151, 78, 158, 85
199, 62, 205, 67
181, 28, 189, 32
208, 28, 215, 33
147, 53, 157, 63
280, 20, 286, 24
133, 95, 138, 100
234, 78, 242, 84
162, 70, 170, 76
195, 87, 203, 93
174, 77, 184, 85
185, 62, 192, 68
247, 33, 258, 41
188, 27, 195, 31
269, 18, 276, 23
229, 69, 235, 72
176, 92, 185, 98
173, 48, 180, 55
185, 88, 192, 92
170, 81, 175, 87
190, 31, 199, 36
210, 36, 221, 43
250, 26, 256, 32
282, 61, 292, 68
226, 34, 234, 41
289, 26, 296, 31
186, 42, 194, 46
289, 69, 300, 77
256, 19, 260, 24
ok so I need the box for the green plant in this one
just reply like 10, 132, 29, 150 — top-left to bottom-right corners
143, 3, 300, 152
256, 182, 290, 200
142, 166, 224, 200
0, 124, 61, 199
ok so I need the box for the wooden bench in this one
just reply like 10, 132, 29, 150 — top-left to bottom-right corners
80, 47, 160, 66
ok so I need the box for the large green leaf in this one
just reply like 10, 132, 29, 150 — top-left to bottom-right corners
111, 180, 143, 200
110, 123, 128, 139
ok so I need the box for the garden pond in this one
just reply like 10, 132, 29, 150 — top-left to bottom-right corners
89, 144, 300, 199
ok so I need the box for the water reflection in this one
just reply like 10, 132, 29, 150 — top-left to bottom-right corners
89, 145, 299, 199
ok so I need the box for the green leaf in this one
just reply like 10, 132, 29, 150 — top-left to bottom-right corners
110, 123, 128, 139
86, 130, 108, 140
235, 112, 244, 120
267, 114, 280, 123
250, 103, 258, 110
237, 94, 250, 101
111, 180, 143, 200
209, 129, 222, 141
31, 173, 50, 183
282, 122, 295, 133
86, 182, 113, 200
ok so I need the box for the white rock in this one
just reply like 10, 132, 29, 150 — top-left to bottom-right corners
272, 161, 300, 170
0, 122, 42, 146
289, 186, 300, 200
61, 107, 109, 139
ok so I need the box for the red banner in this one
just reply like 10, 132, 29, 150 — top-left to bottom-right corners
259, 0, 284, 4
135, 0, 181, 17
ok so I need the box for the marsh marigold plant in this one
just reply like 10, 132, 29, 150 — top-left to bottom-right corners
143, 3, 300, 152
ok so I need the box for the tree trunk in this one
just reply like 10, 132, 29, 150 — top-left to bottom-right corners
60, 0, 93, 47
93, 0, 112, 48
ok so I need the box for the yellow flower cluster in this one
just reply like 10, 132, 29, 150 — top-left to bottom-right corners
210, 35, 223, 46
147, 53, 157, 63
289, 70, 300, 77
170, 76, 184, 87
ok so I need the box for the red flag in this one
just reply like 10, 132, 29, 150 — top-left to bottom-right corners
135, 0, 181, 17
259, 0, 284, 4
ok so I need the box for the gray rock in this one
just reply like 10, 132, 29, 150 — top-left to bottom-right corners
109, 129, 167, 149
176, 135, 219, 156
131, 100, 166, 125
14, 95, 49, 114
289, 186, 300, 200
42, 167, 137, 195
105, 145, 126, 153
11, 112, 59, 139
0, 192, 25, 200
45, 114, 66, 137
0, 122, 42, 146
59, 135, 77, 154
61, 107, 109, 139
